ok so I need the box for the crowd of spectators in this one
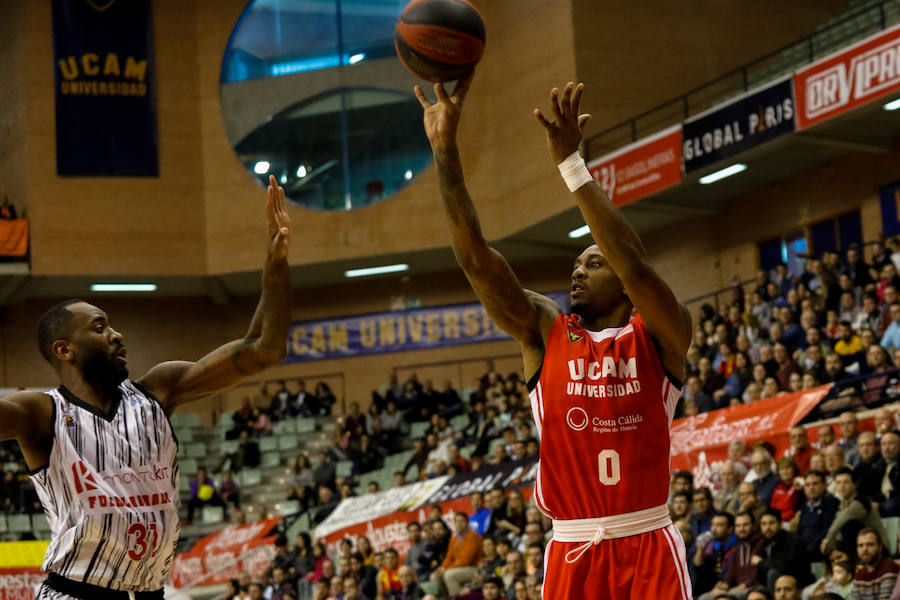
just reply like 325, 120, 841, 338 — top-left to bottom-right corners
220, 488, 549, 600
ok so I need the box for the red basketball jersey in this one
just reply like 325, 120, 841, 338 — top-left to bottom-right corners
529, 312, 681, 520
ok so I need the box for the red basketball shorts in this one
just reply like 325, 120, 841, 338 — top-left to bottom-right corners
542, 523, 692, 600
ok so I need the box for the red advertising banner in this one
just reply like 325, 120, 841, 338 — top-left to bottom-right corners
670, 386, 830, 486
172, 516, 281, 588
587, 125, 683, 207
0, 567, 44, 600
794, 23, 900, 130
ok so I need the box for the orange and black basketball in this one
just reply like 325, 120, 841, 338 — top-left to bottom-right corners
395, 0, 486, 83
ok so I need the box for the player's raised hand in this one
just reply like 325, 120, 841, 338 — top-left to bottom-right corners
415, 72, 474, 151
534, 82, 592, 164
266, 174, 291, 259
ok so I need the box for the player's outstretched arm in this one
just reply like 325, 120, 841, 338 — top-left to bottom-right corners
138, 175, 292, 413
534, 82, 692, 378
415, 75, 560, 352
0, 393, 34, 441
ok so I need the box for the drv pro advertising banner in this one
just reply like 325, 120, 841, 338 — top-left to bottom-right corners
51, 0, 159, 176
682, 76, 795, 173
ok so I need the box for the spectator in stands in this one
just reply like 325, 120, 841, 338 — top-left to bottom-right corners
853, 528, 898, 599
343, 402, 366, 438
772, 575, 800, 600
251, 407, 273, 436
693, 512, 737, 596
396, 565, 423, 600
825, 444, 848, 492
438, 380, 464, 417
292, 532, 316, 576
880, 303, 900, 353
350, 552, 378, 599
691, 488, 716, 536
699, 511, 759, 600
351, 433, 384, 474
403, 438, 429, 481
421, 519, 451, 579
432, 511, 482, 596
482, 575, 505, 600
875, 408, 897, 438
0, 196, 17, 219
770, 457, 803, 523
469, 491, 491, 535
304, 543, 330, 583
287, 379, 314, 417
502, 551, 526, 599
393, 472, 407, 487
311, 486, 337, 525
314, 382, 336, 416
835, 322, 863, 359
784, 426, 814, 473
313, 451, 336, 488
751, 508, 812, 589
220, 470, 240, 511
699, 358, 726, 398
871, 431, 900, 517
187, 466, 226, 524
797, 470, 840, 562
381, 400, 403, 433
228, 430, 261, 470
405, 522, 428, 579
342, 575, 368, 600
268, 566, 296, 600
376, 547, 402, 599
671, 490, 692, 522
518, 522, 545, 555
823, 466, 885, 559
837, 412, 862, 467
774, 344, 802, 391
855, 293, 882, 334
748, 449, 779, 506
683, 377, 716, 414
494, 489, 526, 538
824, 352, 850, 383
293, 453, 315, 490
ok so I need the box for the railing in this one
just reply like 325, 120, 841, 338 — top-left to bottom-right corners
584, 0, 900, 161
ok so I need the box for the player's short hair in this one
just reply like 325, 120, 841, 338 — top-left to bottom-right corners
36, 299, 84, 363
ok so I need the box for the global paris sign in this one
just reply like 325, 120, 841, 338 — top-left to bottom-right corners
795, 23, 900, 130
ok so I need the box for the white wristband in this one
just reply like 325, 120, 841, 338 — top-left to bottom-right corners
557, 151, 594, 193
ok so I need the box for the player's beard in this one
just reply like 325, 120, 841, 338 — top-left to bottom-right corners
82, 346, 128, 392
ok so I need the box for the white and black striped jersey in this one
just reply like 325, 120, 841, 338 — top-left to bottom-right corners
30, 380, 180, 591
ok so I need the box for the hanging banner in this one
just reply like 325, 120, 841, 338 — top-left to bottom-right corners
795, 23, 900, 131
879, 180, 900, 237
286, 292, 568, 363
171, 516, 281, 588
670, 385, 829, 486
682, 76, 795, 173
51, 0, 159, 176
587, 125, 683, 207
0, 567, 44, 600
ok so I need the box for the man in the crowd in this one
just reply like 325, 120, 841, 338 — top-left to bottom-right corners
748, 449, 778, 507
874, 407, 897, 438
855, 431, 882, 498
751, 509, 812, 589
518, 522, 546, 555
693, 512, 737, 596
690, 488, 716, 536
699, 511, 760, 600
714, 461, 742, 513
837, 411, 862, 467
671, 490, 693, 521
772, 575, 800, 600
351, 551, 379, 599
377, 547, 403, 599
431, 511, 482, 596
405, 521, 427, 582
783, 426, 813, 474
396, 565, 423, 600
824, 443, 847, 494
501, 550, 525, 598
823, 466, 885, 559
824, 352, 849, 383
817, 424, 837, 449
469, 491, 491, 535
342, 575, 370, 600
880, 301, 900, 352
852, 528, 899, 599
735, 482, 767, 523
481, 575, 505, 600
872, 431, 900, 517
796, 470, 840, 562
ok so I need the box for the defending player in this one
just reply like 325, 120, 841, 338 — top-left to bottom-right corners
415, 76, 693, 599
0, 175, 292, 599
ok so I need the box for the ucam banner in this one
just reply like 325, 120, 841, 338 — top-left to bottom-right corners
286, 292, 568, 362
172, 516, 281, 588
670, 385, 830, 487
587, 125, 683, 207
795, 23, 900, 130
51, 0, 158, 176
682, 76, 795, 173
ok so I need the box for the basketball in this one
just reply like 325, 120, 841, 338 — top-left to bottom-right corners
395, 0, 486, 83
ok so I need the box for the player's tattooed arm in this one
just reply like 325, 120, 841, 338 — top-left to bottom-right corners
138, 176, 292, 413
416, 74, 561, 351
535, 82, 692, 380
